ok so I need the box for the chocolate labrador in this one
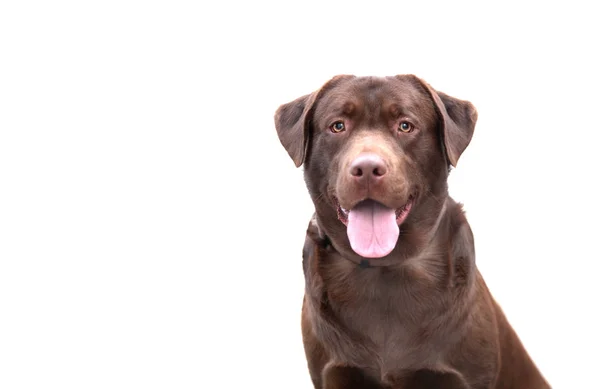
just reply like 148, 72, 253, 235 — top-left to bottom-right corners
274, 75, 550, 388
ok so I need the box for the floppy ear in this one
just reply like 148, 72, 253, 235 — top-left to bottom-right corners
411, 77, 478, 167
274, 92, 319, 167
274, 75, 354, 167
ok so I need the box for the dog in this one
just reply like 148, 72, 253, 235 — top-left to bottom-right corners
274, 75, 550, 388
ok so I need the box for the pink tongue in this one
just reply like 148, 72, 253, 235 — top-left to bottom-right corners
347, 200, 399, 258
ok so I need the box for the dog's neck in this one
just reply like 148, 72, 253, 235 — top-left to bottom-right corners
309, 196, 450, 268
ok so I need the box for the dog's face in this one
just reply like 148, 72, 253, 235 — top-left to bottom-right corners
275, 75, 477, 259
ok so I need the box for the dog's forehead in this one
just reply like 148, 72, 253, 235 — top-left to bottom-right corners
315, 76, 431, 117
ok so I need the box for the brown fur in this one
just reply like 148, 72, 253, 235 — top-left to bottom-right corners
275, 75, 549, 388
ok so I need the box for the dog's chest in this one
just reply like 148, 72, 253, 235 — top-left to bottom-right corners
316, 263, 443, 370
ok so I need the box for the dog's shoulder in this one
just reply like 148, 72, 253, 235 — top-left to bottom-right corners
302, 215, 330, 297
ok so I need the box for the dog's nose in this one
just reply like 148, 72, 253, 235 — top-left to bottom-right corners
350, 154, 387, 181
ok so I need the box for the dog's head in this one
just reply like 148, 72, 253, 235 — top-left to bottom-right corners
275, 75, 477, 259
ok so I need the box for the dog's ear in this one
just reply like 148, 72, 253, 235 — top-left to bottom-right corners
274, 75, 354, 167
434, 90, 478, 167
274, 92, 318, 167
408, 76, 478, 167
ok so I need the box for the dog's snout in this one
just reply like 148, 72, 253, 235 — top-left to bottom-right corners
350, 153, 387, 181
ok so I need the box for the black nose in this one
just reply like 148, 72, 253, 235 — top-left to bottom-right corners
350, 154, 387, 181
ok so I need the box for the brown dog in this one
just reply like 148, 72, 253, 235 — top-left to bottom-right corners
274, 75, 550, 388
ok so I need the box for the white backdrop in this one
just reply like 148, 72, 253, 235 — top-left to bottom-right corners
1, 1, 598, 388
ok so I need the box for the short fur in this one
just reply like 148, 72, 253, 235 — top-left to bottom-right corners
275, 75, 549, 388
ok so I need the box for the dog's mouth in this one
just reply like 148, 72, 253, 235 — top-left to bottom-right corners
334, 196, 414, 259
335, 196, 414, 227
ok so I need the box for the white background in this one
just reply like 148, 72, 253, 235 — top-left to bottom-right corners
1, 1, 599, 388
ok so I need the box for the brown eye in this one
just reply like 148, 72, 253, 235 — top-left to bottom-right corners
398, 121, 414, 133
330, 121, 346, 133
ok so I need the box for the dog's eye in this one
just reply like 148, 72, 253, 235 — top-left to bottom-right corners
330, 121, 346, 133
398, 121, 414, 133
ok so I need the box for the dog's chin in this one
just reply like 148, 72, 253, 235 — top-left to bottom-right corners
334, 195, 415, 227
